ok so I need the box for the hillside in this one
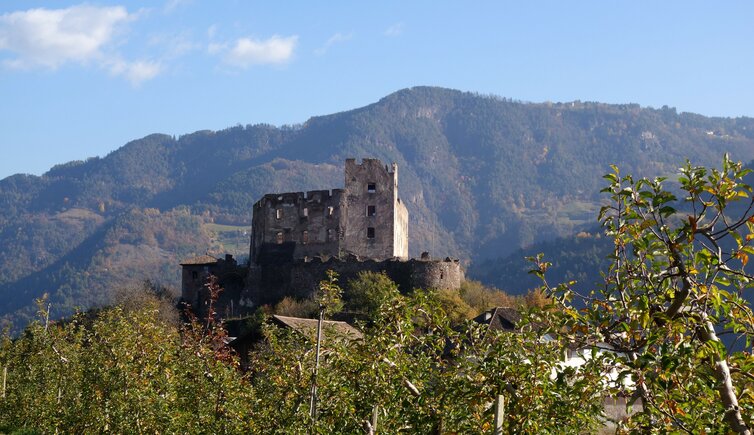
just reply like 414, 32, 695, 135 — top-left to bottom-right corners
3, 86, 754, 328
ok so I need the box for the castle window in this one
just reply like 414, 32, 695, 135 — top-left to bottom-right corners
276, 231, 283, 244
327, 229, 335, 242
303, 207, 308, 218
302, 230, 309, 244
276, 209, 282, 219
367, 183, 376, 193
367, 227, 375, 239
367, 205, 376, 217
440, 271, 444, 280
327, 206, 334, 217
191, 271, 198, 280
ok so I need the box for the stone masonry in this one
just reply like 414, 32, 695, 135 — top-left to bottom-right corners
181, 158, 461, 317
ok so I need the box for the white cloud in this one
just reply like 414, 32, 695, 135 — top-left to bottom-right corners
163, 0, 191, 14
219, 35, 298, 68
107, 58, 161, 87
0, 5, 162, 86
207, 42, 225, 55
149, 32, 199, 60
0, 5, 132, 68
384, 22, 404, 37
314, 32, 352, 56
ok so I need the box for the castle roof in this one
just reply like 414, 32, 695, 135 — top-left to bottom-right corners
180, 255, 218, 266
272, 315, 363, 341
473, 307, 522, 333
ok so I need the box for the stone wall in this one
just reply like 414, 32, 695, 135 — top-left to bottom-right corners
184, 158, 453, 318
246, 255, 463, 307
251, 189, 345, 263
409, 257, 465, 290
250, 158, 409, 264
342, 158, 407, 259
394, 197, 409, 258
181, 255, 248, 319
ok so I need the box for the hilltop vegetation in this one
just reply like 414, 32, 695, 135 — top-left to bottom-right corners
0, 278, 606, 434
2, 86, 754, 327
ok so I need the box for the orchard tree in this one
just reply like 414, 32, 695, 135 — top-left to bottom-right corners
250, 281, 606, 434
534, 156, 754, 433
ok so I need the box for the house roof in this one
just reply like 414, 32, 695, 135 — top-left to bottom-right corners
272, 315, 363, 341
180, 255, 218, 266
473, 307, 522, 332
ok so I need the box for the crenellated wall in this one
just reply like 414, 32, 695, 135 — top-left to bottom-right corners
246, 255, 464, 307
251, 189, 345, 264
182, 158, 460, 321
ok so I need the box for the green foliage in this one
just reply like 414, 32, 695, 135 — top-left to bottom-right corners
535, 156, 754, 433
315, 270, 343, 317
434, 287, 476, 325
273, 296, 318, 318
0, 275, 608, 433
249, 289, 605, 434
0, 300, 255, 434
344, 271, 400, 319
459, 279, 519, 312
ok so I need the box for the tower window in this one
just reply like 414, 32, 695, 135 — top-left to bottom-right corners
276, 209, 282, 219
276, 231, 283, 244
302, 230, 309, 244
367, 227, 375, 239
191, 271, 198, 280
367, 205, 376, 216
327, 229, 335, 242
303, 207, 309, 218
367, 183, 376, 193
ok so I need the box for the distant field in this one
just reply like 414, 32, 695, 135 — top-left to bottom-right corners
558, 200, 599, 226
205, 223, 250, 232
204, 223, 250, 258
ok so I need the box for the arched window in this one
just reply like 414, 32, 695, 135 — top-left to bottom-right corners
276, 232, 283, 244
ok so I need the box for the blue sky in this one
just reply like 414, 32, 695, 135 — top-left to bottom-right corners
1, 1, 754, 179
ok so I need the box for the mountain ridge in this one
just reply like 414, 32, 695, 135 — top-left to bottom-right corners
3, 86, 754, 329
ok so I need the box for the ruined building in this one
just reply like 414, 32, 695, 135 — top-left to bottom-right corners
181, 158, 462, 318
251, 158, 408, 263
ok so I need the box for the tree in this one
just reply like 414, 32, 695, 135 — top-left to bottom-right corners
0, 296, 256, 433
249, 284, 606, 434
533, 155, 754, 433
344, 271, 398, 319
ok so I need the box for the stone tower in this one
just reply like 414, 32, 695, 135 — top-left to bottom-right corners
342, 158, 408, 259
249, 158, 408, 264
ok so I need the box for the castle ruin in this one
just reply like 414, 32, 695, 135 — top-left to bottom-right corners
181, 158, 462, 318
251, 158, 408, 263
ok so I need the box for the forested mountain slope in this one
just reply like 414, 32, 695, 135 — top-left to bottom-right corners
3, 86, 754, 328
